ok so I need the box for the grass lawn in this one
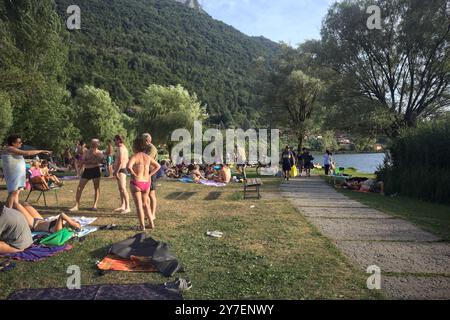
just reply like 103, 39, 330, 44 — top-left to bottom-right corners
0, 169, 380, 300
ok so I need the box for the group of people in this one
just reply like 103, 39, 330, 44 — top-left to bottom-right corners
281, 146, 315, 180
160, 161, 232, 184
68, 133, 161, 231
0, 135, 82, 254
0, 132, 163, 255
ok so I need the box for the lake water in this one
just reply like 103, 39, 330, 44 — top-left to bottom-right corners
311, 153, 386, 173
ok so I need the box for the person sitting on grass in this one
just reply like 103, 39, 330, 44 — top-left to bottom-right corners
190, 165, 206, 183
0, 202, 33, 255
14, 202, 81, 233
213, 164, 232, 184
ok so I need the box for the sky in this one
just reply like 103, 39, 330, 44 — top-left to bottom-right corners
200, 0, 335, 46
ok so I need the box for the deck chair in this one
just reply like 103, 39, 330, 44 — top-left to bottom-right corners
25, 175, 61, 207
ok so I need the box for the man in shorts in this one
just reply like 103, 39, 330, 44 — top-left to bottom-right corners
142, 133, 159, 220
70, 139, 104, 212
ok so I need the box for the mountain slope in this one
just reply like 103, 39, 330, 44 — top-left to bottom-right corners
55, 0, 279, 127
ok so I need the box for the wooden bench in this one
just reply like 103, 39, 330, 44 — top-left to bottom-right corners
243, 170, 262, 199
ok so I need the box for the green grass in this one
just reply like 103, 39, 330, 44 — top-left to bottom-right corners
0, 169, 381, 300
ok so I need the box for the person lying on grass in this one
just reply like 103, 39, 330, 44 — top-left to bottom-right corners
15, 202, 81, 233
0, 202, 33, 255
127, 137, 161, 231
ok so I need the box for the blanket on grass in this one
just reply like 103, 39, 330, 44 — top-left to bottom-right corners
3, 244, 72, 261
8, 283, 182, 300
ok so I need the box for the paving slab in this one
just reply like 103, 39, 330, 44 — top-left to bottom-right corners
300, 207, 391, 219
382, 276, 450, 300
335, 241, 450, 274
290, 199, 369, 208
307, 218, 440, 241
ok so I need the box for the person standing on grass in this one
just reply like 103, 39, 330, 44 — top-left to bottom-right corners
105, 140, 115, 178
69, 139, 104, 212
323, 150, 332, 176
281, 146, 294, 181
1, 135, 52, 210
113, 135, 130, 214
127, 137, 161, 231
142, 133, 159, 221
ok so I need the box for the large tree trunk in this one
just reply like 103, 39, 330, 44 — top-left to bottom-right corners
297, 128, 305, 153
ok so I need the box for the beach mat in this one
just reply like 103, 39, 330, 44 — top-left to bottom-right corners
8, 283, 182, 300
97, 254, 158, 272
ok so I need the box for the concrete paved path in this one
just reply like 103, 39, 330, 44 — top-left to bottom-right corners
281, 176, 450, 300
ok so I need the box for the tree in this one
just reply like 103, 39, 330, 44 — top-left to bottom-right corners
321, 0, 450, 135
0, 0, 79, 153
138, 84, 208, 146
0, 92, 13, 143
279, 71, 324, 151
74, 85, 128, 143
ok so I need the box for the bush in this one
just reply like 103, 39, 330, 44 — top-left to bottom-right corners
376, 120, 450, 204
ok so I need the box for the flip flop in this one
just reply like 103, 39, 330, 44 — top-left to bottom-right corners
164, 277, 192, 292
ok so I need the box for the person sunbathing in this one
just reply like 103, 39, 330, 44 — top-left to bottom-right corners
29, 160, 50, 190
213, 164, 231, 184
190, 165, 205, 183
14, 202, 81, 233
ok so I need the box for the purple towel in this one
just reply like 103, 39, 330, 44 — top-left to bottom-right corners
3, 244, 73, 262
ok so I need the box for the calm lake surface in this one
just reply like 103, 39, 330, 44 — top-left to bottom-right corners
311, 153, 386, 173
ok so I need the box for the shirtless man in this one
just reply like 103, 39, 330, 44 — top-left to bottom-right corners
214, 164, 232, 184
127, 138, 161, 231
142, 133, 159, 220
69, 139, 104, 212
113, 135, 130, 214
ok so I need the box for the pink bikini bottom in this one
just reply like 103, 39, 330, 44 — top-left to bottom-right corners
130, 180, 151, 192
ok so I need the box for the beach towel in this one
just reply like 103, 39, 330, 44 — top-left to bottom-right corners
97, 254, 158, 272
40, 228, 74, 246
199, 180, 227, 187
1, 153, 26, 192
3, 244, 72, 261
178, 177, 194, 183
8, 283, 182, 300
74, 225, 98, 238
60, 176, 79, 181
109, 233, 182, 277
45, 216, 97, 227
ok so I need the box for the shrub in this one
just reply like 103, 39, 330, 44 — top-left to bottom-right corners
376, 120, 450, 204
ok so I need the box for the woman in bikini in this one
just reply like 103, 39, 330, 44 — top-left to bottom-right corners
127, 138, 161, 231
15, 203, 81, 233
